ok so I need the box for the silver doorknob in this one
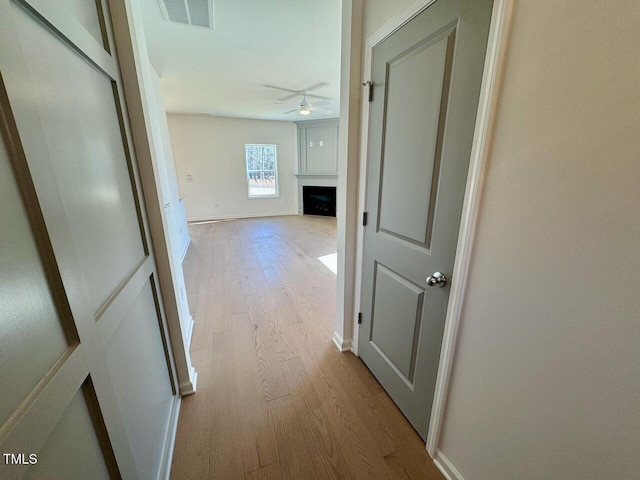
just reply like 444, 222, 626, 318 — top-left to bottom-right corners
426, 272, 447, 288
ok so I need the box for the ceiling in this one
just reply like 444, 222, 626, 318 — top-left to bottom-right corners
140, 0, 342, 121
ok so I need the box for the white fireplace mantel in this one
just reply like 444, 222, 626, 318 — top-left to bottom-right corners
296, 174, 339, 214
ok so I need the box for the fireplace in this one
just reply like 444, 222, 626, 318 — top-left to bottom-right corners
302, 186, 336, 217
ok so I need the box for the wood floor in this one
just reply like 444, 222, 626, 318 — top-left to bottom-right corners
170, 215, 444, 480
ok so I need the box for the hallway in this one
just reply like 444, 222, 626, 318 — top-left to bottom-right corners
170, 215, 444, 479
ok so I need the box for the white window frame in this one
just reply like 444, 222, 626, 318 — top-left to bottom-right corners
244, 144, 279, 198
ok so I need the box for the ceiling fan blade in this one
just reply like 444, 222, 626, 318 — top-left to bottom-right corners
302, 81, 329, 92
273, 101, 301, 106
262, 84, 299, 93
276, 92, 302, 102
265, 83, 332, 103
306, 93, 331, 101
282, 108, 299, 114
310, 100, 330, 107
311, 107, 334, 114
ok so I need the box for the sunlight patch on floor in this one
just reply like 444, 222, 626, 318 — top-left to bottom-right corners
318, 252, 338, 275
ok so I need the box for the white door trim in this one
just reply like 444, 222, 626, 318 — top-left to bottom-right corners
109, 0, 197, 396
350, 0, 514, 465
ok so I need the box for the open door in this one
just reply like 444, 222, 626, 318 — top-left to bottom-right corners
358, 0, 493, 440
0, 1, 177, 478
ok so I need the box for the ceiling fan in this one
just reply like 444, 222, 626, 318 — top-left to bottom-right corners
274, 93, 332, 116
263, 82, 333, 116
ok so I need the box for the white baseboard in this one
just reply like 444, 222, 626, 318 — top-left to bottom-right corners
179, 236, 191, 263
332, 331, 353, 352
158, 395, 181, 480
434, 450, 464, 480
187, 211, 298, 223
179, 367, 198, 396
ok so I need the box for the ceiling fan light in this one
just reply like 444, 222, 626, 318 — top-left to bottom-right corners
299, 108, 311, 115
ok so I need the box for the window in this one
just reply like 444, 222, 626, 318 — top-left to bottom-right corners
245, 144, 278, 197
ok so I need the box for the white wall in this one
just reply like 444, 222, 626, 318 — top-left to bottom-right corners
146, 65, 191, 261
334, 0, 363, 352
359, 1, 640, 479
439, 1, 640, 478
142, 62, 194, 346
167, 115, 299, 221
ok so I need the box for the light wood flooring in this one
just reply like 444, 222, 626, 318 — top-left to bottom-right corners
170, 215, 444, 480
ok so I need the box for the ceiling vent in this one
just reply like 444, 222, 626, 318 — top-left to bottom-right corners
158, 0, 215, 29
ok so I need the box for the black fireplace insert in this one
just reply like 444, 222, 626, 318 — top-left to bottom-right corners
302, 186, 336, 217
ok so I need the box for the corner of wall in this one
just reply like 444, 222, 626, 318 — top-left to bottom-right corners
434, 450, 465, 480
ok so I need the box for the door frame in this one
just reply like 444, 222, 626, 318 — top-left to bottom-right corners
346, 0, 513, 462
108, 0, 197, 398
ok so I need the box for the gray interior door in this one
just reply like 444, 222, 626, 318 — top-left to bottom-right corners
358, 0, 493, 440
0, 1, 177, 478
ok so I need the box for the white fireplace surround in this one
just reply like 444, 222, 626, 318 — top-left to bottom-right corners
296, 174, 338, 215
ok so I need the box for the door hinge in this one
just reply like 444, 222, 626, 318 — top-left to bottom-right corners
362, 211, 368, 226
358, 312, 362, 324
362, 80, 373, 102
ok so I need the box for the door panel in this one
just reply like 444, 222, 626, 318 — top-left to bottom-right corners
378, 28, 454, 248
359, 0, 493, 439
57, 0, 108, 49
14, 4, 147, 313
0, 136, 72, 427
370, 263, 425, 384
105, 281, 174, 480
24, 386, 113, 480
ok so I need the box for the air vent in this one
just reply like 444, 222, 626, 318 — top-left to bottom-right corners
158, 0, 215, 29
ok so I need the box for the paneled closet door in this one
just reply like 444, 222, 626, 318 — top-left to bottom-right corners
0, 1, 177, 479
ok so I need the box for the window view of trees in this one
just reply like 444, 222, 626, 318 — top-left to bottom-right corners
245, 144, 278, 197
